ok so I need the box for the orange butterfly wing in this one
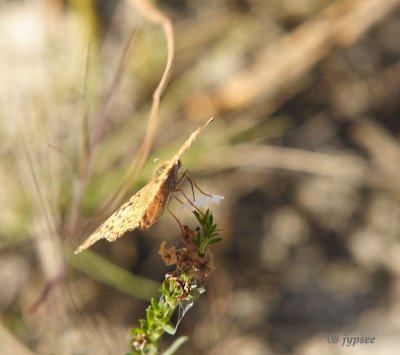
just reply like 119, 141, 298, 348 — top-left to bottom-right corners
74, 118, 213, 254
74, 180, 164, 254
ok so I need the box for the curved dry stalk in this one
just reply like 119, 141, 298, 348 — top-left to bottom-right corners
65, 0, 175, 238
104, 0, 175, 210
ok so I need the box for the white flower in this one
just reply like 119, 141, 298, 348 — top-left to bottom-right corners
179, 194, 224, 210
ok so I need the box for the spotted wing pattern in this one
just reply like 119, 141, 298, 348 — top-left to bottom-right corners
74, 117, 214, 254
74, 180, 164, 254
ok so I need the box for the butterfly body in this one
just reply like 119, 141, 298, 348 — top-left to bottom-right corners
74, 118, 213, 254
135, 160, 180, 230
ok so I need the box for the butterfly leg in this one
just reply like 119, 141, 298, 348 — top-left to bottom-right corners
167, 206, 184, 235
172, 187, 204, 215
176, 170, 211, 202
177, 188, 204, 215
173, 194, 184, 205
185, 176, 213, 203
174, 168, 199, 208
177, 170, 198, 201
176, 168, 188, 187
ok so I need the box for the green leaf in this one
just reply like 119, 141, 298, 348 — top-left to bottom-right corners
131, 327, 144, 336
194, 234, 201, 246
151, 298, 159, 310
162, 322, 175, 335
147, 309, 155, 320
162, 336, 188, 355
139, 319, 148, 329
193, 210, 201, 223
199, 240, 209, 254
208, 213, 213, 226
208, 237, 223, 245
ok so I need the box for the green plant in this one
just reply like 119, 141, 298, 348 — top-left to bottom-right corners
128, 209, 222, 355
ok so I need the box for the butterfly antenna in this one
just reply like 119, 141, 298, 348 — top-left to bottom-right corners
187, 176, 212, 198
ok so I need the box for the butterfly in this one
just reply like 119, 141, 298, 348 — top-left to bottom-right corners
74, 117, 214, 254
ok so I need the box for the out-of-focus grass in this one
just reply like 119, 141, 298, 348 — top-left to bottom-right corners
71, 250, 159, 301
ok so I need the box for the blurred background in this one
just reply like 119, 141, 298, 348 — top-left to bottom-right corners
1, 0, 400, 354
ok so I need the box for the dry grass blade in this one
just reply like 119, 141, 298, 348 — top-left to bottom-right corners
63, 32, 137, 239
212, 0, 399, 114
